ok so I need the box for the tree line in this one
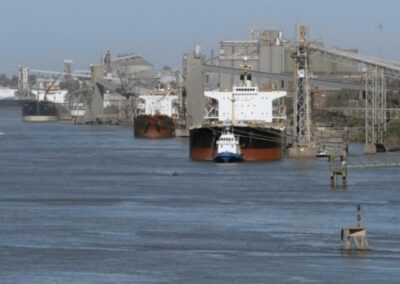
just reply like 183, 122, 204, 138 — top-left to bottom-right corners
0, 74, 18, 88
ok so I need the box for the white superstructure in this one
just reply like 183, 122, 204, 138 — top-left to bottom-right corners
137, 90, 178, 117
205, 64, 286, 123
31, 90, 68, 104
216, 128, 241, 155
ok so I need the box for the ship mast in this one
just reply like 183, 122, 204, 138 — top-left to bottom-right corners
242, 58, 251, 87
232, 59, 252, 124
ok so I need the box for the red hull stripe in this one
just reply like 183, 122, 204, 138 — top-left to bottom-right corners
135, 126, 174, 138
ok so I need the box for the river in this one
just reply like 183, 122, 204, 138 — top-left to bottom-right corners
1, 107, 400, 283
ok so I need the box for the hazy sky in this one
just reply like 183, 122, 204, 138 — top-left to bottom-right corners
1, 0, 399, 75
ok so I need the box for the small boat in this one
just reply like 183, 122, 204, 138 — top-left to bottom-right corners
213, 128, 244, 163
316, 145, 328, 158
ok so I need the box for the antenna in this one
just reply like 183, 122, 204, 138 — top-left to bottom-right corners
357, 204, 362, 228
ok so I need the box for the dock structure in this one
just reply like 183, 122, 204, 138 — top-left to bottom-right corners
288, 143, 317, 158
329, 154, 348, 187
341, 205, 369, 251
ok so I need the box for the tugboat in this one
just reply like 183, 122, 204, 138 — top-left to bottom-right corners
213, 128, 244, 163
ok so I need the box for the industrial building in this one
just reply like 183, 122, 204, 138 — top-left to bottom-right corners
219, 29, 286, 91
218, 29, 359, 91
111, 53, 153, 78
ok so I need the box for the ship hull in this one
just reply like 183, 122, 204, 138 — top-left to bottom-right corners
214, 152, 244, 163
190, 125, 284, 161
134, 115, 175, 138
22, 100, 58, 122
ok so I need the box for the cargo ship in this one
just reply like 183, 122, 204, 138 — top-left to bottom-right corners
134, 89, 178, 138
190, 63, 287, 161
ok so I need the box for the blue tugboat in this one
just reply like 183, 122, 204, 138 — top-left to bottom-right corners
213, 128, 244, 163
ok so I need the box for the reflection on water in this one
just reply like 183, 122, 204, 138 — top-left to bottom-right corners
1, 107, 400, 283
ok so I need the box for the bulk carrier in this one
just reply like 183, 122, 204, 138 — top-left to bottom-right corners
134, 89, 178, 138
189, 63, 287, 161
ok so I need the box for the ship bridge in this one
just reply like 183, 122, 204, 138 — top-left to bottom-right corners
233, 86, 258, 93
205, 89, 286, 123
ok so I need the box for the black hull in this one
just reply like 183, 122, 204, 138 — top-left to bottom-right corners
22, 100, 58, 121
190, 125, 284, 161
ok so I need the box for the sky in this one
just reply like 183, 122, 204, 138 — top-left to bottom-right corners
1, 0, 400, 76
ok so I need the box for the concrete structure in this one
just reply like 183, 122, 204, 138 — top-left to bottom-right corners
63, 60, 73, 78
219, 29, 285, 91
103, 50, 112, 76
111, 53, 153, 77
18, 65, 29, 97
183, 47, 205, 129
84, 64, 104, 122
